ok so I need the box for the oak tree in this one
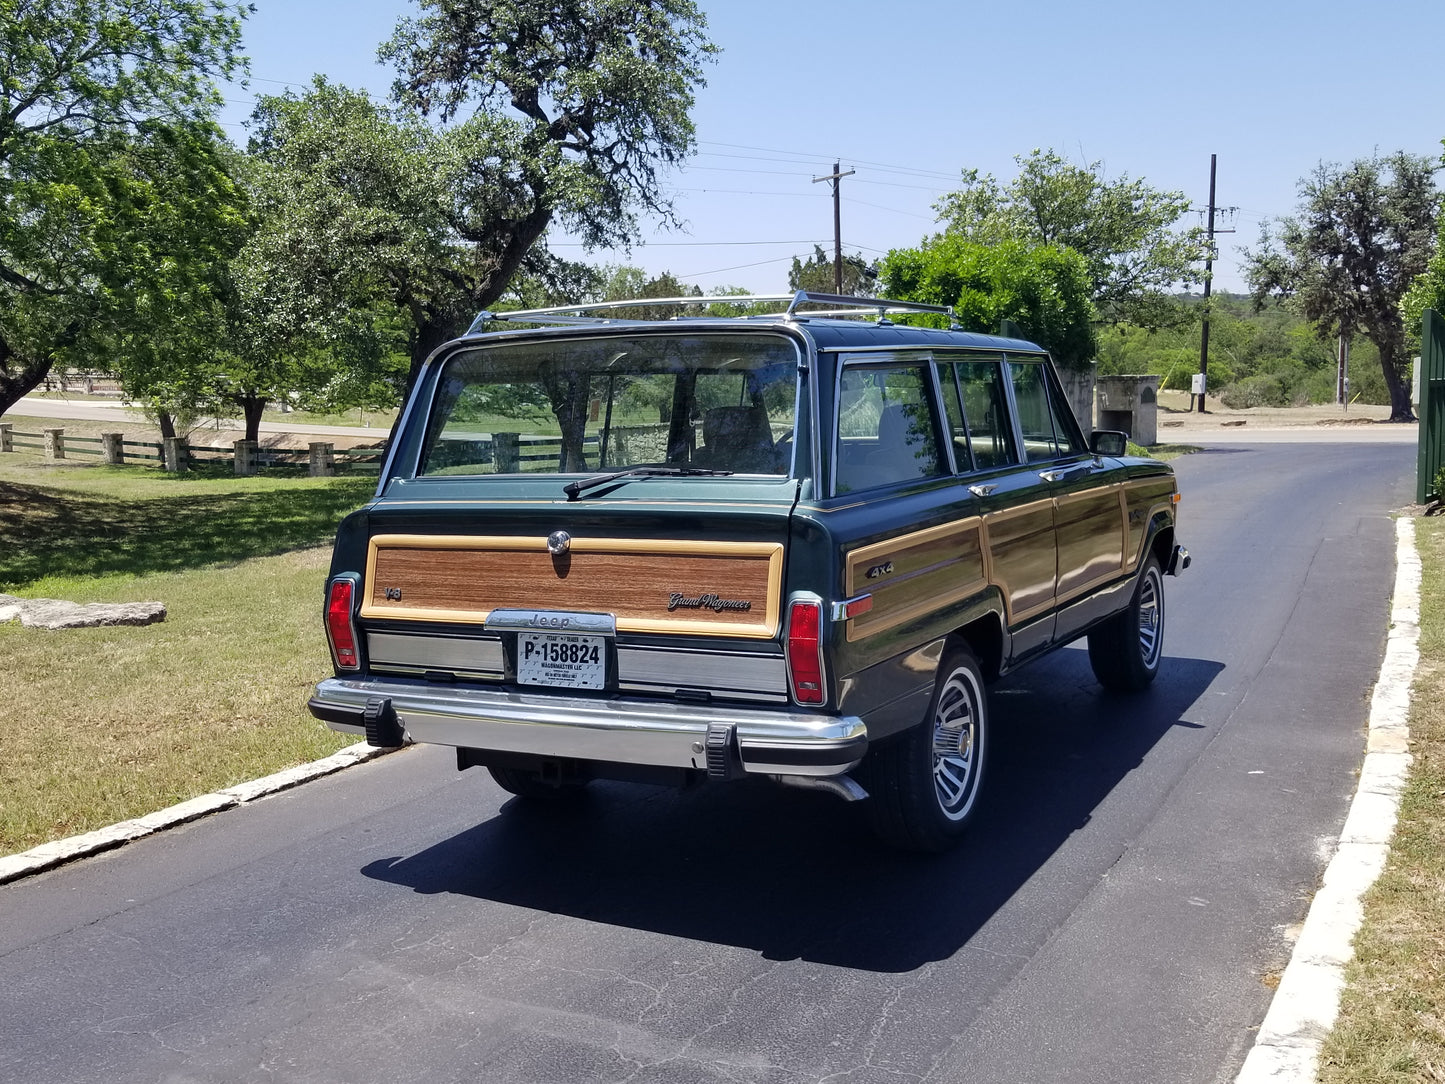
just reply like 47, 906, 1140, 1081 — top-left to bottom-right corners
0, 0, 248, 416
1245, 152, 1439, 422
935, 149, 1203, 328
377, 0, 716, 391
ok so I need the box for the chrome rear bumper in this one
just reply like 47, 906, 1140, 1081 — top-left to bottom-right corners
309, 677, 867, 777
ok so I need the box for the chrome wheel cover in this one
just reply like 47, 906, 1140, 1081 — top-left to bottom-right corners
931, 666, 983, 821
1137, 566, 1163, 669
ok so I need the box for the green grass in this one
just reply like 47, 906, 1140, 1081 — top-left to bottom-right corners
1319, 516, 1445, 1082
0, 458, 374, 591
0, 458, 371, 855
1130, 441, 1199, 460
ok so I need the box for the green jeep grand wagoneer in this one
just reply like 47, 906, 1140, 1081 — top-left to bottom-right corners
308, 292, 1188, 851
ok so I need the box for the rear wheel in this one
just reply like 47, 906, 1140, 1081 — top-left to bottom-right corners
488, 765, 588, 801
1088, 554, 1165, 691
868, 645, 988, 852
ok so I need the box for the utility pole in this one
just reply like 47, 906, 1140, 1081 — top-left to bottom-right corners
813, 161, 855, 292
1196, 154, 1235, 413
1338, 334, 1350, 408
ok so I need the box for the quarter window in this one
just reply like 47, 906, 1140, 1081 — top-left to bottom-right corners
834, 363, 945, 494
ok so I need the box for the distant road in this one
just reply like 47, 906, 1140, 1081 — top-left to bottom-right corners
8, 395, 385, 440
1166, 420, 1418, 444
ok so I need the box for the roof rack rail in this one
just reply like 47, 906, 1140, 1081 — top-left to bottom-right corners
466, 291, 957, 334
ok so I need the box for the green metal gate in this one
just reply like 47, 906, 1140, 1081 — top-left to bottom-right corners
1418, 308, 1445, 503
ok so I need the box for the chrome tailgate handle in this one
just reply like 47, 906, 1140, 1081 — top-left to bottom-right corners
968, 483, 997, 497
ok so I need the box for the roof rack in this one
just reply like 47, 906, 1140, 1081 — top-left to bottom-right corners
466, 291, 957, 334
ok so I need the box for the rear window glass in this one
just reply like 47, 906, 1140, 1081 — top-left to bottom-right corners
419, 334, 799, 477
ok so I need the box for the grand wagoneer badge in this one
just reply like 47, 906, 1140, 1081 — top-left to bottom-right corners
667, 592, 752, 613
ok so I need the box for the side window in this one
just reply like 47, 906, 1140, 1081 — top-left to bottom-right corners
834, 363, 945, 494
1010, 360, 1085, 463
939, 358, 1017, 471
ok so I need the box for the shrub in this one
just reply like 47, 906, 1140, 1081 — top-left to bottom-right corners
1219, 374, 1292, 408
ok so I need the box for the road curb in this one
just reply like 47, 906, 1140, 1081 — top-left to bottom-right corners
0, 741, 398, 886
1234, 515, 1420, 1082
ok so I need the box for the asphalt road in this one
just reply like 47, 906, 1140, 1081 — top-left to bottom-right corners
0, 439, 1416, 1084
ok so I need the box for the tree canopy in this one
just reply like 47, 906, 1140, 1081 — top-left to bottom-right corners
881, 237, 1097, 369
371, 0, 717, 389
934, 149, 1203, 328
0, 0, 249, 417
787, 244, 876, 296
1245, 152, 1439, 421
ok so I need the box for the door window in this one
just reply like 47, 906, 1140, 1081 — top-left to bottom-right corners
939, 357, 1017, 471
1010, 360, 1086, 463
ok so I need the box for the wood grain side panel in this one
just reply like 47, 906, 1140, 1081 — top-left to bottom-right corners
362, 535, 783, 637
1055, 484, 1126, 600
983, 499, 1057, 625
1124, 476, 1177, 567
844, 518, 987, 642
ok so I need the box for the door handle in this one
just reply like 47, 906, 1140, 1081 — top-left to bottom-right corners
1039, 464, 1095, 484
968, 483, 997, 497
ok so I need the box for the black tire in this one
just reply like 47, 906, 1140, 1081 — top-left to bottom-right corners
1088, 554, 1165, 691
487, 765, 588, 801
868, 645, 989, 853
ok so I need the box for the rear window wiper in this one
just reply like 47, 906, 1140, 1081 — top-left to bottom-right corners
563, 466, 733, 500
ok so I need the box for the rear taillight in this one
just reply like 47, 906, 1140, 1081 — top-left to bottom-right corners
325, 577, 360, 671
786, 598, 824, 705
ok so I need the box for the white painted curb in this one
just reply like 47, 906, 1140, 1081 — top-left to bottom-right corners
1235, 516, 1420, 1082
0, 741, 398, 886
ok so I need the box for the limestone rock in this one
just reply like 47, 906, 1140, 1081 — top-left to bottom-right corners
0, 596, 166, 630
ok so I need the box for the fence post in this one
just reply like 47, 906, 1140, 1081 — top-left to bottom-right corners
309, 441, 335, 477
493, 432, 519, 473
44, 427, 65, 460
101, 432, 124, 465
162, 436, 187, 472
233, 439, 257, 476
0, 423, 11, 453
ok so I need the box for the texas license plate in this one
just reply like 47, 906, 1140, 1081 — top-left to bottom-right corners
517, 632, 606, 690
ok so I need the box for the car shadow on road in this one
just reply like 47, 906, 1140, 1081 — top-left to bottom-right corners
361, 652, 1224, 973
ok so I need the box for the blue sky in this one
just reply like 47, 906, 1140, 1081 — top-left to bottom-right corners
217, 0, 1445, 298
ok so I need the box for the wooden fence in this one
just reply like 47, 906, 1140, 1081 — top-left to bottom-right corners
0, 423, 383, 477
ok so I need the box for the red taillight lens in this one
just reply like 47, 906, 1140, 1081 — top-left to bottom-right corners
786, 599, 824, 705
325, 578, 360, 671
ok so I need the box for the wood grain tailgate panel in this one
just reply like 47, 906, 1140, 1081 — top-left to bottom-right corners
362, 535, 783, 638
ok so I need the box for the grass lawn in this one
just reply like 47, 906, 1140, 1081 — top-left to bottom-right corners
0, 453, 373, 855
1320, 515, 1445, 1082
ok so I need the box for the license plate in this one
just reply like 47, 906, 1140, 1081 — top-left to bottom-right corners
517, 632, 606, 690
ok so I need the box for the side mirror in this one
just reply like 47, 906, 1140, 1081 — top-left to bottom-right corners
1090, 430, 1129, 457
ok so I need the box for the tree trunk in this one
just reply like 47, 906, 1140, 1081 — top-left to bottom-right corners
1377, 343, 1417, 422
0, 357, 56, 417
405, 313, 465, 399
240, 394, 266, 443
156, 410, 178, 440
